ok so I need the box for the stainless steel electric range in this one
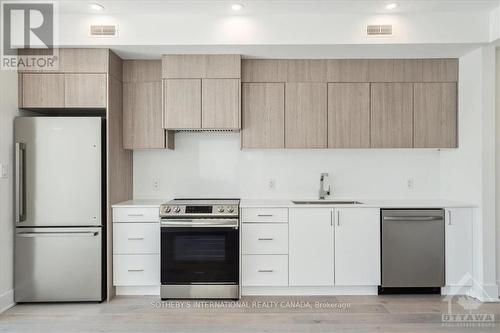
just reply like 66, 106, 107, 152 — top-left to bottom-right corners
159, 199, 240, 300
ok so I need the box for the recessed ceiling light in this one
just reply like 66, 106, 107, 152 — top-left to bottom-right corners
90, 3, 105, 11
231, 3, 244, 11
386, 3, 398, 10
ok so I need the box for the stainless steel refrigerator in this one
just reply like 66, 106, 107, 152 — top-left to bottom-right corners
14, 117, 105, 302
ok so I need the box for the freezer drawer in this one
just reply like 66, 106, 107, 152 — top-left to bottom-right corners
381, 209, 445, 288
15, 227, 103, 302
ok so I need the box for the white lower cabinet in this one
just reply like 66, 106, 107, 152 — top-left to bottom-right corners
242, 255, 288, 286
113, 254, 160, 286
113, 223, 159, 254
334, 208, 380, 285
289, 208, 335, 286
445, 208, 473, 287
242, 223, 288, 255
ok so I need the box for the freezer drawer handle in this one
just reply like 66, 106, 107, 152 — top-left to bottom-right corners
257, 214, 273, 217
17, 231, 99, 238
127, 237, 144, 240
127, 269, 144, 272
383, 216, 442, 222
15, 142, 26, 222
258, 238, 274, 241
127, 213, 144, 217
258, 269, 274, 273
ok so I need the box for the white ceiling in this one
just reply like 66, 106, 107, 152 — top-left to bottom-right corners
60, 0, 500, 15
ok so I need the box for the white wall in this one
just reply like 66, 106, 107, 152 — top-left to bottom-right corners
134, 133, 441, 199
440, 46, 498, 300
0, 70, 18, 312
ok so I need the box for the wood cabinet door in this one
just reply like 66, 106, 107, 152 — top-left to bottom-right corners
422, 59, 458, 82
59, 48, 109, 73
370, 83, 413, 148
328, 83, 370, 148
334, 208, 380, 286
289, 208, 334, 286
285, 82, 327, 148
163, 79, 201, 129
201, 79, 240, 129
64, 74, 107, 108
21, 73, 64, 108
445, 208, 473, 287
123, 82, 166, 149
242, 83, 285, 148
414, 83, 457, 148
368, 59, 423, 82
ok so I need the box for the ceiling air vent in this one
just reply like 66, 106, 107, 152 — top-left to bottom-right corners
366, 24, 393, 36
90, 25, 118, 37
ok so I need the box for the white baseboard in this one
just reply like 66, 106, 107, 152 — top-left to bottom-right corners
242, 286, 378, 296
0, 289, 15, 314
441, 285, 472, 296
469, 283, 499, 302
116, 286, 160, 296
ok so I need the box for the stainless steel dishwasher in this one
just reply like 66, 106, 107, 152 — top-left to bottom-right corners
380, 209, 445, 294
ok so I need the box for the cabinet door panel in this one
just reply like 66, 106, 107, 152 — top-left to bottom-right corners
445, 208, 473, 286
287, 60, 327, 82
335, 208, 380, 285
22, 74, 64, 108
202, 79, 240, 129
414, 83, 457, 148
289, 208, 334, 286
368, 59, 423, 82
241, 60, 288, 82
64, 74, 107, 108
123, 82, 166, 149
328, 83, 370, 148
370, 83, 413, 148
422, 59, 458, 82
205, 55, 241, 78
163, 79, 201, 129
162, 55, 205, 79
59, 48, 108, 73
327, 60, 369, 82
242, 83, 285, 148
285, 82, 327, 148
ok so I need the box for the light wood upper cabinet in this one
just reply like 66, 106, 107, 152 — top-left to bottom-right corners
241, 60, 288, 83
162, 54, 240, 79
422, 59, 458, 82
58, 48, 109, 73
242, 83, 285, 148
368, 59, 423, 82
370, 83, 413, 148
123, 60, 162, 82
287, 60, 327, 82
21, 73, 65, 108
163, 79, 202, 129
328, 83, 370, 148
285, 82, 327, 148
64, 74, 107, 108
414, 83, 457, 148
327, 60, 369, 82
202, 79, 240, 129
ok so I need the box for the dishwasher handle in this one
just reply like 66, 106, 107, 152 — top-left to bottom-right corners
383, 216, 443, 222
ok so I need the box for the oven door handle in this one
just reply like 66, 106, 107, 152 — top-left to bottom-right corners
161, 219, 239, 229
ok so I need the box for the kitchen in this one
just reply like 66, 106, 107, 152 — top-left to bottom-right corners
1, 1, 500, 332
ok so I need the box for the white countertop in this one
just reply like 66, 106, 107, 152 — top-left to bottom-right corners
239, 198, 477, 208
112, 198, 476, 209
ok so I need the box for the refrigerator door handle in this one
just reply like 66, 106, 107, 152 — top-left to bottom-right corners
15, 142, 26, 222
17, 231, 99, 238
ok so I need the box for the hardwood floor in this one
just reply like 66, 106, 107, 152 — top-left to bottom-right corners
1, 295, 499, 332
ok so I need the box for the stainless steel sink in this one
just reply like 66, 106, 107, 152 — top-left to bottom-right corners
292, 200, 363, 205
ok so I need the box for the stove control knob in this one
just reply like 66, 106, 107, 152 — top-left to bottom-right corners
173, 206, 181, 213
227, 207, 234, 213
165, 206, 171, 213
217, 207, 225, 213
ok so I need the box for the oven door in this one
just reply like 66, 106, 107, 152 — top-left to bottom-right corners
161, 222, 239, 285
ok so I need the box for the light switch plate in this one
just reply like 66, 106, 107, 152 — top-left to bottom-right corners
0, 163, 7, 179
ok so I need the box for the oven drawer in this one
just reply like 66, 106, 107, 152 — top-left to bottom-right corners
242, 224, 288, 255
113, 254, 160, 286
113, 223, 159, 254
113, 207, 159, 223
241, 208, 288, 223
242, 255, 288, 286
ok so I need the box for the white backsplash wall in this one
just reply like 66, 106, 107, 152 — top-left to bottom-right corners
133, 132, 441, 200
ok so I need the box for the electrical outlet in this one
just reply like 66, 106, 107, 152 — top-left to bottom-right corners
268, 179, 276, 190
152, 179, 160, 191
407, 177, 414, 191
0, 164, 7, 179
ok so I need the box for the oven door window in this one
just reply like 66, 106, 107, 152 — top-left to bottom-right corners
161, 227, 239, 284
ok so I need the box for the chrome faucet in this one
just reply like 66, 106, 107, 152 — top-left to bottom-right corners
319, 173, 331, 200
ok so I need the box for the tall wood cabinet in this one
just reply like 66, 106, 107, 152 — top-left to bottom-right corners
162, 54, 241, 130
123, 60, 174, 149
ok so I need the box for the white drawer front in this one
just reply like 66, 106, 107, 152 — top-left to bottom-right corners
242, 208, 288, 223
242, 255, 288, 286
242, 224, 288, 255
113, 207, 159, 223
113, 223, 159, 254
113, 254, 159, 286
